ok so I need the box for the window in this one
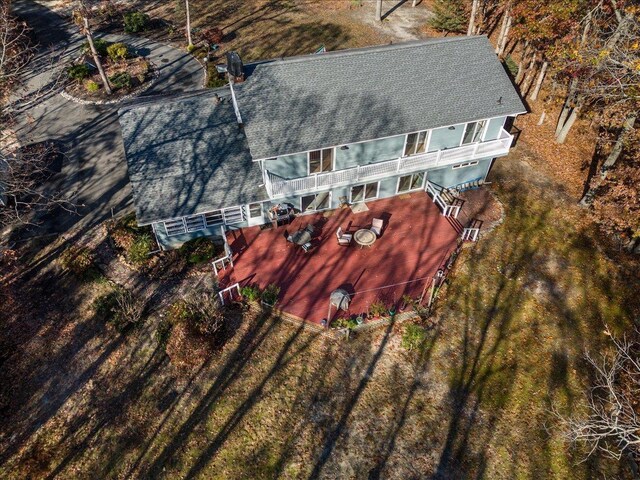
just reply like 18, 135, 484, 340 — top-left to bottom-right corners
461, 120, 487, 145
204, 210, 223, 227
309, 148, 333, 174
397, 172, 425, 193
404, 130, 429, 156
185, 214, 205, 232
451, 161, 479, 170
223, 206, 245, 224
301, 192, 331, 212
248, 203, 263, 218
350, 182, 379, 203
164, 218, 186, 236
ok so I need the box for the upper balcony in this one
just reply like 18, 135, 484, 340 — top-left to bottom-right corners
264, 128, 513, 198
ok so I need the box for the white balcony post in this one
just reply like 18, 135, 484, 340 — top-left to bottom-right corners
472, 142, 480, 159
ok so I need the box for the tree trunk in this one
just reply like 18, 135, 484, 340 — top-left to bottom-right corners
521, 66, 538, 97
530, 60, 548, 100
555, 78, 578, 136
83, 17, 112, 95
537, 110, 546, 125
185, 0, 193, 47
555, 102, 582, 144
375, 0, 382, 21
515, 42, 530, 84
412, 0, 418, 7
519, 53, 537, 90
467, 0, 479, 36
498, 14, 511, 57
495, 8, 509, 54
579, 115, 637, 206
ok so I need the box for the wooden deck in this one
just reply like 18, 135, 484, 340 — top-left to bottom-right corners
218, 191, 460, 324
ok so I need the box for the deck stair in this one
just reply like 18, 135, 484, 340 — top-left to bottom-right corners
426, 180, 464, 218
461, 218, 483, 242
452, 177, 484, 193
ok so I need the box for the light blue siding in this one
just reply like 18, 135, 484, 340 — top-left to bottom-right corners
428, 124, 465, 152
335, 135, 405, 170
265, 152, 308, 179
484, 117, 506, 141
426, 157, 492, 188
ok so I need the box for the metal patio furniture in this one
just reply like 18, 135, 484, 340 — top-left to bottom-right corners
354, 228, 376, 248
336, 227, 352, 246
371, 218, 384, 237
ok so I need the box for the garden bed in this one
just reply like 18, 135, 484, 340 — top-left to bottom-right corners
64, 39, 156, 103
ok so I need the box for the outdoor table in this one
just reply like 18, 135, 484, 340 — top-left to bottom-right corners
353, 229, 376, 248
288, 230, 312, 246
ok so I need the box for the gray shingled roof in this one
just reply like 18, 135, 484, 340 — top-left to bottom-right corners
236, 36, 526, 160
119, 90, 267, 225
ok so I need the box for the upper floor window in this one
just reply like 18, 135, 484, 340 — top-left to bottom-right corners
404, 130, 428, 156
309, 148, 333, 174
462, 120, 487, 145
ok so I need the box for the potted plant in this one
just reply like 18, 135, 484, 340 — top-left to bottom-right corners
260, 283, 280, 308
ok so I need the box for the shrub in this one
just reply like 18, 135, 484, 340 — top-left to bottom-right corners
165, 294, 228, 367
368, 298, 387, 318
82, 38, 110, 56
68, 64, 90, 80
85, 80, 100, 92
124, 11, 149, 33
179, 238, 219, 264
330, 317, 358, 330
155, 318, 173, 349
402, 323, 427, 352
108, 213, 155, 264
128, 233, 153, 264
261, 284, 280, 306
240, 285, 261, 302
504, 55, 519, 77
107, 42, 129, 62
207, 70, 227, 88
186, 43, 197, 53
93, 288, 146, 332
201, 27, 223, 44
109, 71, 132, 89
59, 245, 95, 275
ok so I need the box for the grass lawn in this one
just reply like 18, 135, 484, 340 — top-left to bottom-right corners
1, 148, 637, 479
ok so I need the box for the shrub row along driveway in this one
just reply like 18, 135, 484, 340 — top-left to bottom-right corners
7, 1, 204, 241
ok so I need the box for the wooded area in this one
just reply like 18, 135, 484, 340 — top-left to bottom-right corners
429, 0, 639, 253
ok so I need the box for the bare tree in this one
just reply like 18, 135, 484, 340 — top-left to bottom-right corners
1, 6, 74, 231
0, 2, 33, 100
73, 2, 111, 94
579, 115, 638, 206
552, 326, 640, 474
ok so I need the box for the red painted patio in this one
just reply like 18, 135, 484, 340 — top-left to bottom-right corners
218, 191, 460, 324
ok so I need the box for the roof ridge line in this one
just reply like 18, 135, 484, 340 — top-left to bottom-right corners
245, 35, 488, 68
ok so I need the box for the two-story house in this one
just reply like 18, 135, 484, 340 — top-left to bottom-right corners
119, 36, 526, 250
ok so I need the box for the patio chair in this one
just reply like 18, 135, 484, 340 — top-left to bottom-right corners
301, 242, 312, 252
371, 218, 384, 237
336, 227, 352, 246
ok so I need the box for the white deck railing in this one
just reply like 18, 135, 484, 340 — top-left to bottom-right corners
266, 128, 513, 198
